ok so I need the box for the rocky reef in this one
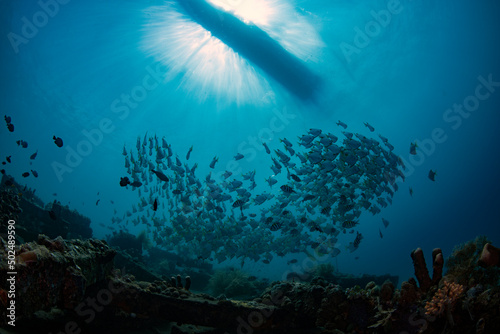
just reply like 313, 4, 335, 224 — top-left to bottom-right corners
1, 234, 499, 333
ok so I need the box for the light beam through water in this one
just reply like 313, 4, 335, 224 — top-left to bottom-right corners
141, 0, 324, 106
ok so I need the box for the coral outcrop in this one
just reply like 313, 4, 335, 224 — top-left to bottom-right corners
446, 236, 500, 286
425, 281, 465, 324
478, 243, 500, 268
411, 247, 443, 292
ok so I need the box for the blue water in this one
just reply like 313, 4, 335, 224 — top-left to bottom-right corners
1, 0, 500, 285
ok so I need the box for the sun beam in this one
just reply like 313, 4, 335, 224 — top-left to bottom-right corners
141, 0, 324, 106
207, 0, 275, 26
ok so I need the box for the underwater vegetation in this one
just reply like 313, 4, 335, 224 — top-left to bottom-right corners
445, 235, 500, 286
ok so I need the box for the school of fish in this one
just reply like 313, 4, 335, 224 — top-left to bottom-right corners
114, 122, 406, 265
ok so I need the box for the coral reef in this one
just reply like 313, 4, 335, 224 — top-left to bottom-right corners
425, 281, 465, 325
0, 235, 115, 325
478, 243, 500, 268
446, 236, 500, 286
0, 188, 22, 243
397, 279, 419, 307
296, 266, 399, 289
1, 234, 500, 333
411, 247, 443, 292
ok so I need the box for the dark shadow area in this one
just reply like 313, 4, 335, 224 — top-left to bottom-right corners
177, 0, 321, 101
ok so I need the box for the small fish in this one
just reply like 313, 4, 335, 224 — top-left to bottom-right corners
310, 224, 323, 233
364, 122, 375, 132
120, 177, 130, 187
130, 180, 142, 187
270, 222, 283, 231
320, 206, 331, 215
53, 136, 63, 147
234, 153, 244, 160
153, 199, 158, 211
280, 185, 295, 193
22, 172, 30, 177
379, 228, 383, 239
5, 116, 14, 132
232, 199, 245, 208
31, 170, 38, 178
30, 151, 38, 160
287, 259, 298, 265
309, 128, 322, 137
16, 140, 28, 148
336, 120, 347, 129
428, 169, 437, 181
262, 259, 270, 264
291, 174, 301, 182
151, 169, 169, 182
409, 187, 413, 197
6, 156, 12, 163
0, 169, 5, 175
280, 138, 293, 147
342, 220, 358, 229
353, 232, 363, 248
284, 145, 295, 156
262, 142, 271, 154
209, 156, 218, 169
186, 146, 193, 160
382, 218, 390, 228
96, 199, 100, 206
410, 142, 417, 155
